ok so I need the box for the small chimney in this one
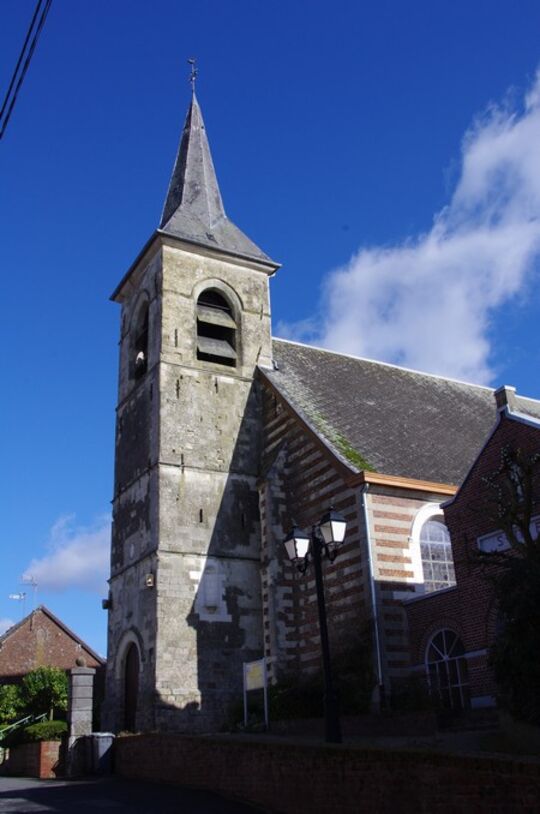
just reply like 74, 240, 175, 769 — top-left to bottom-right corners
494, 384, 517, 413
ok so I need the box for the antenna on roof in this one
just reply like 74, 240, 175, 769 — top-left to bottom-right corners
22, 574, 38, 610
8, 591, 26, 619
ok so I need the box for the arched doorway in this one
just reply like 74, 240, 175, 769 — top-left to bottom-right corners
123, 643, 140, 731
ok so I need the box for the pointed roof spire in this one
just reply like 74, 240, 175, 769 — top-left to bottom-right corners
159, 89, 277, 267
160, 93, 226, 231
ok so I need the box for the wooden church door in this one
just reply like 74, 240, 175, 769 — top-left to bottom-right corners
124, 643, 139, 731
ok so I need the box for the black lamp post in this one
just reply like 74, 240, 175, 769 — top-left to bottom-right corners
283, 508, 347, 744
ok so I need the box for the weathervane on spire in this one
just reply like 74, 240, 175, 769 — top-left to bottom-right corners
188, 58, 198, 93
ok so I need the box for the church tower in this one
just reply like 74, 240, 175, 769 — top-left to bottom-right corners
103, 88, 279, 732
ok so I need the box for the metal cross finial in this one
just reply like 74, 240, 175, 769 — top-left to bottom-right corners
188, 58, 198, 93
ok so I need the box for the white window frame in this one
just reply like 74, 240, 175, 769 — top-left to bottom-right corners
409, 503, 455, 594
425, 629, 470, 711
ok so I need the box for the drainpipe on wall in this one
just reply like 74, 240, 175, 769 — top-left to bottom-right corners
360, 483, 385, 709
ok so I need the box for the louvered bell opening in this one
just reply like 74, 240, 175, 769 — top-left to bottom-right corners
197, 304, 236, 329
196, 290, 237, 367
197, 335, 237, 360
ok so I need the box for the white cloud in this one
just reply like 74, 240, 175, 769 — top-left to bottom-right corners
0, 618, 15, 635
23, 514, 111, 594
280, 70, 540, 384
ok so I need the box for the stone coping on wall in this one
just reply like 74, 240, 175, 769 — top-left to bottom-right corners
114, 732, 540, 814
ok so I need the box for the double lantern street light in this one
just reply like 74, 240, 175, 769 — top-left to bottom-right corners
283, 509, 347, 744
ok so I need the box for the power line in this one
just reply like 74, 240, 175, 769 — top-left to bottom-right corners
0, 0, 53, 141
0, 0, 44, 124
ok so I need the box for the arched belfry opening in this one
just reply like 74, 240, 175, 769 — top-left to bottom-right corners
123, 642, 140, 731
196, 288, 237, 367
132, 300, 149, 379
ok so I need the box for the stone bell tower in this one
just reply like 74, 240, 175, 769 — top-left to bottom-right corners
103, 89, 279, 733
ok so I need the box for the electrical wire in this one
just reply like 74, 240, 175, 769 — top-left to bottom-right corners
0, 0, 53, 141
0, 0, 44, 125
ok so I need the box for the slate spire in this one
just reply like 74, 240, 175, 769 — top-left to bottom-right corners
160, 92, 224, 230
159, 92, 276, 266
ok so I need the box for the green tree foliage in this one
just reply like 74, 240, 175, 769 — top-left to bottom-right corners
476, 445, 540, 724
490, 550, 540, 723
0, 684, 22, 725
2, 719, 68, 747
23, 719, 67, 741
20, 667, 68, 721
480, 446, 540, 554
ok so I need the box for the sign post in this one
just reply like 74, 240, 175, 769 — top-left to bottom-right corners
243, 657, 268, 729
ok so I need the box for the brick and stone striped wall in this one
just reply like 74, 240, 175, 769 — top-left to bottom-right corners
258, 386, 368, 683
364, 486, 451, 692
258, 381, 454, 699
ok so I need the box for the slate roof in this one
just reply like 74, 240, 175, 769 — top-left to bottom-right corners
159, 93, 278, 268
514, 396, 540, 421
262, 339, 540, 485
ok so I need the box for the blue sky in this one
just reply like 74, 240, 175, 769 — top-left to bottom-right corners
1, 0, 540, 656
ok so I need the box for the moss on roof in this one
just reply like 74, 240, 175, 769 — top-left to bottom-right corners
334, 433, 376, 471
262, 339, 529, 484
309, 408, 375, 472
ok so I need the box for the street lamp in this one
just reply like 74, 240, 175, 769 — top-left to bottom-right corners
283, 508, 347, 744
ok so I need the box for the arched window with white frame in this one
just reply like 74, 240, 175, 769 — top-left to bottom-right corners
410, 504, 456, 594
420, 515, 455, 592
426, 629, 470, 711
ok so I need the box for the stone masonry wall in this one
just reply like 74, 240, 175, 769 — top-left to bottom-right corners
107, 238, 274, 733
105, 246, 162, 733
151, 244, 273, 732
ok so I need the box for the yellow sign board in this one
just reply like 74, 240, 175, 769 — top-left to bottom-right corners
244, 659, 265, 691
243, 658, 268, 727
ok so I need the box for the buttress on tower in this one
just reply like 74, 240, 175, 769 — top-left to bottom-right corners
103, 91, 280, 733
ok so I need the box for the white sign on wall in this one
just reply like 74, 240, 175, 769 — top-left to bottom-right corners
477, 515, 540, 553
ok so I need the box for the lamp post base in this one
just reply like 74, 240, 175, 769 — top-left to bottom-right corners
324, 691, 342, 744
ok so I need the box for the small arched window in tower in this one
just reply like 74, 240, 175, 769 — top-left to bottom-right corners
133, 302, 149, 379
196, 289, 237, 367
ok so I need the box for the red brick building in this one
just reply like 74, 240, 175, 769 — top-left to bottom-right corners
405, 386, 540, 710
0, 606, 104, 682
